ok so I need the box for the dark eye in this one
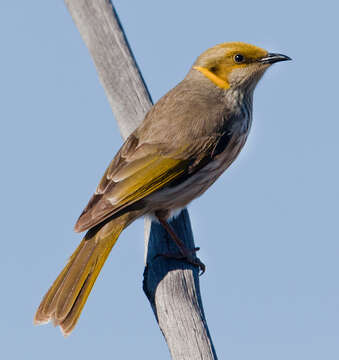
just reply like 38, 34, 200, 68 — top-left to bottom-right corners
234, 54, 244, 63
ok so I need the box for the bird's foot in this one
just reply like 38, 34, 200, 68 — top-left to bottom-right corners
157, 248, 206, 275
155, 215, 205, 274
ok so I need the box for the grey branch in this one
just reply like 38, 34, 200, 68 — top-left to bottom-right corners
64, 1, 217, 358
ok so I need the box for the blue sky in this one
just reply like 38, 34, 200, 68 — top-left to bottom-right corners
1, 1, 338, 359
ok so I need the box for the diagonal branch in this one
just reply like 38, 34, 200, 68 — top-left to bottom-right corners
64, 1, 217, 358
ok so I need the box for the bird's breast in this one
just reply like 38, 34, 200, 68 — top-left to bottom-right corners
145, 89, 253, 213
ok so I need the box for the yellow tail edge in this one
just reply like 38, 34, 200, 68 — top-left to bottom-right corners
34, 218, 126, 336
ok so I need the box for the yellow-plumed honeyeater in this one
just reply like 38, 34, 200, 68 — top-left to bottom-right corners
34, 42, 291, 335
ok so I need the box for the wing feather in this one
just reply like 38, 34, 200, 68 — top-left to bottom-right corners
74, 135, 189, 232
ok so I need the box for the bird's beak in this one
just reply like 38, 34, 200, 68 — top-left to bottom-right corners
259, 53, 292, 64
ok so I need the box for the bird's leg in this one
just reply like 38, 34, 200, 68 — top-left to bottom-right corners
156, 214, 206, 274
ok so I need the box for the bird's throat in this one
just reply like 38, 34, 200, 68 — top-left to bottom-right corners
193, 66, 230, 89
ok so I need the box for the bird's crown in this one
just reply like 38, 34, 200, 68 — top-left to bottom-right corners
194, 42, 268, 69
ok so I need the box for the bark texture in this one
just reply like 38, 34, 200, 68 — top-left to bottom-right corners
64, 1, 217, 358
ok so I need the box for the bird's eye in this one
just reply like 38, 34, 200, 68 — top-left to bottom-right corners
234, 54, 244, 63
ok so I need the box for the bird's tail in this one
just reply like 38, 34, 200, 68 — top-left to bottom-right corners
34, 212, 136, 336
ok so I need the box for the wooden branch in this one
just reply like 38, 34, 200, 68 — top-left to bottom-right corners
64, 1, 217, 358
144, 210, 217, 359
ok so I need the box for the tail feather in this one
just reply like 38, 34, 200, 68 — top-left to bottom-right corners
34, 215, 129, 336
34, 241, 85, 325
53, 240, 99, 322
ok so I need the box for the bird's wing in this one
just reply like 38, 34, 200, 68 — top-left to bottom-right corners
74, 134, 191, 232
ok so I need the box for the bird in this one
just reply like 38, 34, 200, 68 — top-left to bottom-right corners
34, 42, 291, 335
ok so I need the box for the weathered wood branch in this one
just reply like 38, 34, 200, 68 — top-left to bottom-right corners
64, 1, 217, 358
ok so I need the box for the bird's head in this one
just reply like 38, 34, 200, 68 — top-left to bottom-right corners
193, 42, 290, 91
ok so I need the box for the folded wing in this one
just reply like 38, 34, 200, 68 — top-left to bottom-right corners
74, 134, 190, 232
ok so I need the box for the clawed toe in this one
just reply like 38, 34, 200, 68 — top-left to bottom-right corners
194, 258, 206, 275
186, 254, 205, 275
156, 251, 206, 275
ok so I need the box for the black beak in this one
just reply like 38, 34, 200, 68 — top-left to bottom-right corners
259, 53, 292, 64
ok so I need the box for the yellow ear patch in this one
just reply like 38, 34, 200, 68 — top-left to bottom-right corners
193, 66, 230, 89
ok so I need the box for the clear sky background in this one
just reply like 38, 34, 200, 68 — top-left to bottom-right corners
1, 1, 338, 359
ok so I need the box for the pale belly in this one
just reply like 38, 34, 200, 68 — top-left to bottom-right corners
146, 132, 248, 216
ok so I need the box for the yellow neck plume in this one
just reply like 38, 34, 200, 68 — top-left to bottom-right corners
193, 66, 230, 89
